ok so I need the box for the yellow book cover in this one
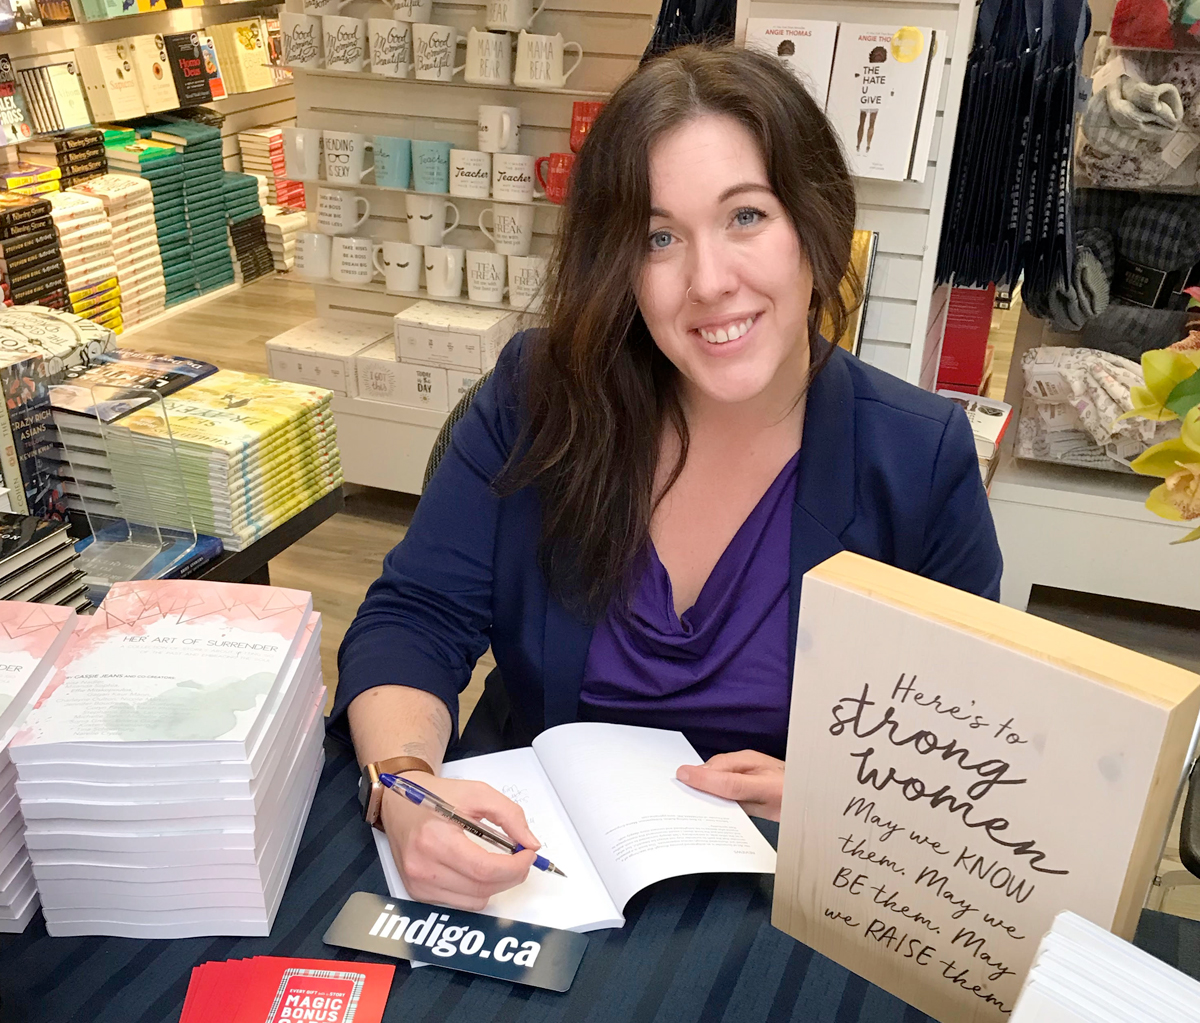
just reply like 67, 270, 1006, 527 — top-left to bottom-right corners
820, 229, 877, 355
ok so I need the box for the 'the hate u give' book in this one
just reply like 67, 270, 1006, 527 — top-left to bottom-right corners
375, 722, 778, 934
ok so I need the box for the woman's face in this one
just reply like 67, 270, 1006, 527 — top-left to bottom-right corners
635, 113, 813, 409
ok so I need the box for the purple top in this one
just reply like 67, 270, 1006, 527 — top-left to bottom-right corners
579, 451, 800, 760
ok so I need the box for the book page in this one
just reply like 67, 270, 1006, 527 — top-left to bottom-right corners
532, 723, 777, 911
373, 747, 623, 932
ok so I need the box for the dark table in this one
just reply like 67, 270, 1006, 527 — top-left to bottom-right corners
3, 740, 1199, 1023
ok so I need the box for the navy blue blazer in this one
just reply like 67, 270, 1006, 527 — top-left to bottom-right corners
331, 332, 1003, 750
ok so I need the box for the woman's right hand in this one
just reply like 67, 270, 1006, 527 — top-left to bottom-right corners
380, 773, 540, 911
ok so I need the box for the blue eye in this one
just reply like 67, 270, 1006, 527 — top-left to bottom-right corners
734, 207, 766, 227
649, 230, 673, 250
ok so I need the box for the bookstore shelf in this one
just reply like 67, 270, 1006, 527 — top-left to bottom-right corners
300, 68, 610, 102
354, 183, 556, 211
315, 280, 538, 316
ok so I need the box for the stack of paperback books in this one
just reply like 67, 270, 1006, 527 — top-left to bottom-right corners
0, 516, 85, 609
0, 193, 68, 310
73, 174, 166, 326
0, 599, 78, 934
237, 129, 304, 208
9, 580, 325, 938
104, 370, 342, 551
150, 120, 235, 296
0, 162, 61, 197
224, 172, 274, 286
45, 191, 122, 332
263, 205, 305, 272
19, 129, 107, 190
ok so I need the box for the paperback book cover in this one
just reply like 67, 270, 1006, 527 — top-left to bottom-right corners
0, 598, 75, 741
128, 34, 180, 114
52, 350, 217, 422
197, 33, 227, 101
74, 41, 147, 123
163, 32, 213, 107
744, 18, 839, 109
0, 55, 33, 146
0, 347, 60, 518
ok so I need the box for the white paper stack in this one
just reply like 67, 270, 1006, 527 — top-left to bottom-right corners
238, 130, 305, 208
262, 204, 306, 272
71, 174, 167, 327
9, 580, 325, 938
0, 602, 79, 934
1012, 910, 1200, 1021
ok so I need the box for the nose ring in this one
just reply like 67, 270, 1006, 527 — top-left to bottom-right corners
687, 287, 697, 304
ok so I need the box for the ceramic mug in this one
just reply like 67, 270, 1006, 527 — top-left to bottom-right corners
449, 149, 492, 199
491, 153, 542, 202
369, 19, 410, 77
281, 12, 323, 69
479, 202, 534, 256
477, 104, 520, 154
465, 27, 511, 86
323, 15, 366, 73
411, 139, 452, 193
392, 0, 431, 23
323, 130, 374, 184
302, 0, 350, 16
513, 30, 582, 89
406, 193, 460, 245
508, 253, 547, 310
412, 23, 465, 81
570, 100, 604, 153
283, 127, 323, 181
424, 244, 465, 297
294, 231, 332, 280
374, 239, 422, 292
466, 248, 507, 303
486, 0, 545, 32
316, 187, 370, 235
374, 136, 412, 189
535, 151, 574, 204
330, 235, 376, 285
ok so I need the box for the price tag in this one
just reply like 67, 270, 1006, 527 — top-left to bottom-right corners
1160, 130, 1199, 169
1090, 55, 1127, 94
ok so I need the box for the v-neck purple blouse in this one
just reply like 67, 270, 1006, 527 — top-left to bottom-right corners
579, 450, 800, 761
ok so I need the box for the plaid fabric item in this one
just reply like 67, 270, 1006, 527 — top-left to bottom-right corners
1074, 185, 1139, 235
1080, 303, 1191, 360
1118, 196, 1200, 268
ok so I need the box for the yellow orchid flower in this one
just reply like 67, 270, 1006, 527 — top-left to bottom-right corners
1121, 349, 1200, 422
1131, 408, 1200, 543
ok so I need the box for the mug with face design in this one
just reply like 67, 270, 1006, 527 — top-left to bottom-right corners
466, 249, 508, 303
477, 105, 520, 155
508, 253, 547, 310
535, 151, 574, 204
393, 0, 432, 23
513, 30, 583, 89
479, 202, 534, 256
323, 15, 367, 73
316, 187, 370, 235
281, 12, 324, 69
424, 244, 465, 298
374, 136, 412, 189
486, 0, 545, 32
374, 239, 422, 292
412, 23, 466, 82
449, 149, 491, 199
283, 127, 323, 181
406, 193, 461, 245
323, 130, 374, 184
465, 27, 512, 86
295, 231, 332, 280
411, 139, 452, 193
490, 153, 542, 202
369, 19, 411, 77
330, 235, 377, 285
570, 100, 604, 153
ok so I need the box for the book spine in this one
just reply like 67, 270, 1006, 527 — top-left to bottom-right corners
0, 228, 56, 259
2, 216, 54, 241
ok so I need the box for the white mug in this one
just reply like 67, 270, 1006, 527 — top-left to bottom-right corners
369, 19, 410, 77
323, 130, 373, 184
465, 27, 511, 86
508, 253, 547, 310
374, 239, 422, 293
413, 23, 465, 82
323, 15, 367, 73
302, 0, 349, 16
281, 12, 323, 69
449, 149, 492, 199
295, 231, 332, 280
406, 193, 460, 245
487, 0, 545, 32
331, 235, 377, 285
283, 127, 323, 181
392, 0, 431, 23
479, 202, 534, 256
316, 187, 370, 235
466, 249, 507, 303
477, 105, 520, 154
491, 153, 542, 202
513, 30, 582, 89
424, 244, 465, 297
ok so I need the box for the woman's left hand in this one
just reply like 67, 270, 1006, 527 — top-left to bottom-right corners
676, 750, 786, 821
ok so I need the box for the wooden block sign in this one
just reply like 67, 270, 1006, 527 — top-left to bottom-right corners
774, 552, 1200, 1022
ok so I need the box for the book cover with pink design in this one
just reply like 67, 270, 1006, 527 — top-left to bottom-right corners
0, 601, 77, 744
9, 581, 312, 763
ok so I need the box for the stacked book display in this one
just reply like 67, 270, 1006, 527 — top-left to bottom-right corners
209, 20, 276, 95
262, 205, 305, 272
237, 129, 304, 208
0, 162, 61, 197
20, 129, 108, 190
8, 580, 325, 938
223, 172, 274, 286
0, 516, 86, 610
0, 600, 78, 934
0, 194, 68, 311
45, 191, 122, 333
104, 369, 342, 552
73, 174, 167, 325
15, 62, 89, 136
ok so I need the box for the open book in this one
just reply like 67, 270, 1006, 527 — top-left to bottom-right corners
374, 722, 777, 932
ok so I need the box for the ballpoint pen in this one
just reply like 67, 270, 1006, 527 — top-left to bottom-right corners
378, 772, 568, 877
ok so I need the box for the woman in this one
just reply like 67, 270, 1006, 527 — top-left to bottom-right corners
333, 45, 1002, 910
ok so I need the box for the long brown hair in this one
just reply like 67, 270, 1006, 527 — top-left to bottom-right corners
498, 44, 858, 620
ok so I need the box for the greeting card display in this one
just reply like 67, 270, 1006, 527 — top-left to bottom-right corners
774, 552, 1200, 1023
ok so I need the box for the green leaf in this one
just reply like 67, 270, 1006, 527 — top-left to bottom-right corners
1165, 368, 1200, 418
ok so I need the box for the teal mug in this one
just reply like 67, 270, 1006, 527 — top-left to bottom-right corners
411, 139, 452, 193
375, 136, 412, 189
